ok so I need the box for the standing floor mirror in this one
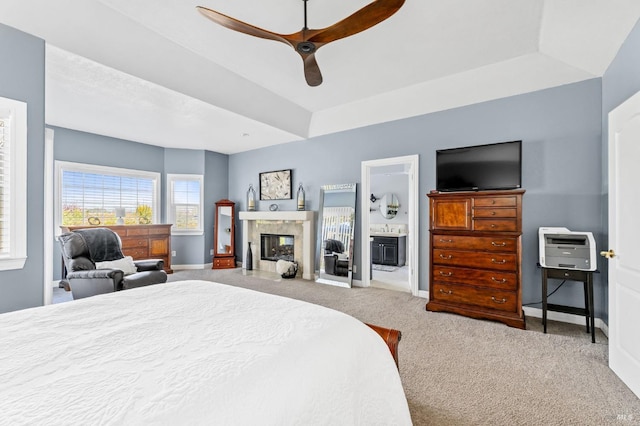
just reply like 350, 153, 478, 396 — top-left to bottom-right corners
316, 183, 357, 288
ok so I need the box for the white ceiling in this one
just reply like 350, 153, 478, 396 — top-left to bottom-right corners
2, 0, 640, 154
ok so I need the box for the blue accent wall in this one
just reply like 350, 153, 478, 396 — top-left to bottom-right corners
0, 23, 46, 313
230, 79, 605, 317
3, 17, 640, 324
205, 151, 230, 264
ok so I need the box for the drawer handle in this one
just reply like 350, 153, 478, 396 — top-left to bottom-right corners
491, 258, 507, 264
491, 200, 496, 205
439, 271, 453, 277
491, 241, 507, 247
491, 277, 507, 283
438, 238, 453, 243
439, 254, 453, 260
490, 224, 497, 228
491, 211, 496, 216
439, 289, 453, 295
491, 296, 507, 304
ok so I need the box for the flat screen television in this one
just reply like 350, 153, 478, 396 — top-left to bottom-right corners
436, 140, 522, 192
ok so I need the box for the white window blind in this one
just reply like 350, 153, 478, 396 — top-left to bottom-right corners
167, 174, 203, 235
0, 115, 10, 256
57, 162, 160, 227
0, 96, 27, 271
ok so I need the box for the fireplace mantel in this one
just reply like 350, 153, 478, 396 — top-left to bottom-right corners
239, 211, 315, 280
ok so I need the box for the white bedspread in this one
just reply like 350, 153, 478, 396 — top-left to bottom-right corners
0, 280, 411, 425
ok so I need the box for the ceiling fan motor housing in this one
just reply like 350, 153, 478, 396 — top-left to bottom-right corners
296, 41, 316, 54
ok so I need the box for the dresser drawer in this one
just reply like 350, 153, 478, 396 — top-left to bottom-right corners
473, 219, 517, 232
432, 235, 518, 252
121, 237, 149, 249
474, 196, 517, 207
123, 247, 149, 258
125, 227, 150, 236
432, 265, 517, 290
433, 249, 517, 271
432, 283, 517, 312
473, 208, 517, 218
213, 257, 236, 269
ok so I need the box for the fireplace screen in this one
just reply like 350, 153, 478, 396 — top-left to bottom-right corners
260, 234, 294, 262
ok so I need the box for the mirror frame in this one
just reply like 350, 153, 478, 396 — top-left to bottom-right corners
379, 193, 399, 219
213, 199, 235, 258
315, 183, 357, 288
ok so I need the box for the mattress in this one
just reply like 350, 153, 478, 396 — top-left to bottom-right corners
0, 280, 411, 425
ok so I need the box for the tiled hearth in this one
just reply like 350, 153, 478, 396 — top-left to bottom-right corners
239, 211, 315, 280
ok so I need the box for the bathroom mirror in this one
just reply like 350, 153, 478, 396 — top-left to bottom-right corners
315, 183, 357, 288
379, 193, 399, 219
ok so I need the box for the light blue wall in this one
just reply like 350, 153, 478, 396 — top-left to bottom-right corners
205, 151, 230, 263
0, 23, 46, 313
599, 18, 640, 323
230, 79, 605, 318
4, 17, 639, 323
164, 148, 206, 266
52, 128, 230, 276
52, 126, 166, 279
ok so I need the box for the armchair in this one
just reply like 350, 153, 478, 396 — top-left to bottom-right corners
59, 227, 167, 299
323, 239, 349, 277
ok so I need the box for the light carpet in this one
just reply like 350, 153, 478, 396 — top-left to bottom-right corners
168, 269, 640, 425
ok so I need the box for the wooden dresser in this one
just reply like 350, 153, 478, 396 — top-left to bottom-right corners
426, 190, 525, 329
62, 224, 173, 274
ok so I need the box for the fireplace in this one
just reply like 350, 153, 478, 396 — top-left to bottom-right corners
260, 234, 294, 262
239, 210, 315, 279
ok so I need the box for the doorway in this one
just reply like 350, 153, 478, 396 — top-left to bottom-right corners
361, 155, 419, 295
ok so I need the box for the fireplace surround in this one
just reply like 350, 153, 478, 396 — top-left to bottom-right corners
239, 211, 315, 279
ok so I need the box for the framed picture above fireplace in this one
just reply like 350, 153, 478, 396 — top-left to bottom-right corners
259, 169, 292, 200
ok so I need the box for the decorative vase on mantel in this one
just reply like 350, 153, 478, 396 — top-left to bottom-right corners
247, 184, 256, 211
296, 182, 305, 211
245, 242, 253, 271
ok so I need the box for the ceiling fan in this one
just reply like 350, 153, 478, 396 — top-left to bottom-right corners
197, 0, 405, 87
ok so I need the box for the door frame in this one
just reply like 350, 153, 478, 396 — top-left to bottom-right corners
361, 155, 419, 296
607, 89, 640, 398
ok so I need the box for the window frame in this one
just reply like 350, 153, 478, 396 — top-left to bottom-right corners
55, 161, 161, 235
0, 96, 28, 271
166, 174, 204, 236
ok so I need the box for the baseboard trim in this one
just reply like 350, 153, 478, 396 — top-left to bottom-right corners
523, 306, 608, 336
172, 264, 210, 270
417, 290, 429, 299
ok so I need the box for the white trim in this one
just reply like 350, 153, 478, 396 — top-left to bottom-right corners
166, 173, 204, 236
54, 160, 161, 234
418, 290, 429, 299
0, 96, 28, 271
361, 155, 419, 296
523, 306, 608, 335
44, 128, 54, 305
172, 263, 210, 270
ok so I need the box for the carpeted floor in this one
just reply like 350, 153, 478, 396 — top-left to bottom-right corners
167, 269, 640, 426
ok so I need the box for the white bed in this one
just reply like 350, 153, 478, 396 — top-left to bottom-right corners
0, 280, 411, 425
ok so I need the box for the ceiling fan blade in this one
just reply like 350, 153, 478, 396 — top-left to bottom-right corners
302, 53, 323, 87
196, 6, 292, 47
309, 0, 405, 44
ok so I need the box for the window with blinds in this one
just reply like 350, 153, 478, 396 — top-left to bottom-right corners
0, 115, 10, 256
56, 161, 160, 228
167, 174, 203, 235
0, 96, 27, 271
